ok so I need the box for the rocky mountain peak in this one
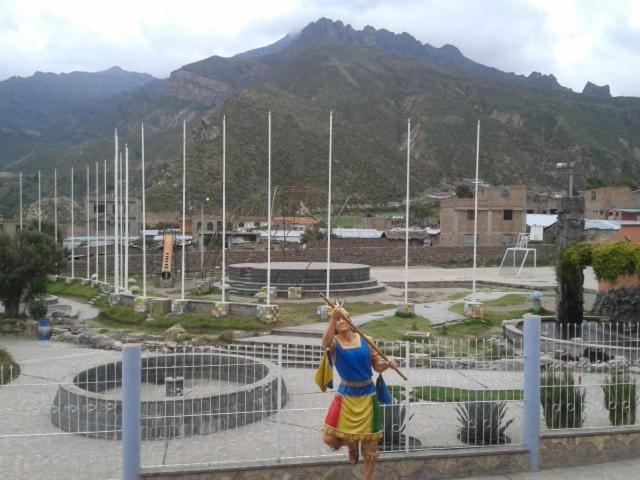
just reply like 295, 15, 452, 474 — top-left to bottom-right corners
582, 81, 611, 98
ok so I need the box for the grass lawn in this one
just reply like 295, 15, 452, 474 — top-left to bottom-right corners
442, 303, 530, 339
481, 293, 529, 308
360, 314, 432, 341
332, 215, 363, 228
46, 280, 100, 300
390, 385, 522, 402
95, 301, 389, 335
0, 349, 19, 384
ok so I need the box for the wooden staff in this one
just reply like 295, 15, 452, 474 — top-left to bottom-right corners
320, 293, 408, 381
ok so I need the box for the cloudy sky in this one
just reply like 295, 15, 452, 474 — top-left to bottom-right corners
1, 0, 639, 96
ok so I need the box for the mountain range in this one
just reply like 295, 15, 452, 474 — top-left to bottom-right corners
1, 18, 639, 216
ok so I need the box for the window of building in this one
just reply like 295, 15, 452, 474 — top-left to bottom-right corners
254, 221, 260, 228
207, 222, 214, 231
593, 210, 598, 219
217, 221, 223, 231
463, 234, 477, 246
550, 209, 557, 214
197, 221, 202, 232
238, 222, 245, 228
466, 210, 475, 220
527, 209, 534, 214
502, 235, 513, 245
591, 191, 597, 200
503, 209, 513, 220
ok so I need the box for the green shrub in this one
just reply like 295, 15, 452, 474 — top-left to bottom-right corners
592, 242, 640, 282
28, 299, 48, 320
456, 401, 513, 445
603, 369, 637, 426
540, 371, 585, 428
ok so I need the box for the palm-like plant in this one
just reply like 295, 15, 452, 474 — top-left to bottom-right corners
456, 401, 513, 445
540, 371, 585, 428
603, 369, 637, 426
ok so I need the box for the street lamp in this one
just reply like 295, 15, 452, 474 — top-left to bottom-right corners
557, 162, 576, 197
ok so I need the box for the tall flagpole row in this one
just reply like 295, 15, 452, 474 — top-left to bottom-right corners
38, 170, 42, 232
19, 172, 23, 230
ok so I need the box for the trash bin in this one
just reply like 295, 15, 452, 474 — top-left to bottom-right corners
37, 319, 51, 341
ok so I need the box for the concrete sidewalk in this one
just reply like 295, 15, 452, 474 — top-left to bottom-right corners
455, 458, 640, 479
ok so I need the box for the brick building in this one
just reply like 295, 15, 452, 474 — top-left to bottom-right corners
439, 185, 527, 246
583, 186, 640, 220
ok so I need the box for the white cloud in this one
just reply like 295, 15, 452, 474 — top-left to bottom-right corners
0, 0, 638, 96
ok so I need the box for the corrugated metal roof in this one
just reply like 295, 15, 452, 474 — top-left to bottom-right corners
584, 220, 621, 231
526, 214, 557, 228
333, 228, 384, 239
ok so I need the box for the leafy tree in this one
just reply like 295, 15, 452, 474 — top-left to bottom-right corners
584, 177, 606, 190
25, 219, 56, 241
455, 184, 473, 198
0, 230, 65, 317
410, 203, 438, 228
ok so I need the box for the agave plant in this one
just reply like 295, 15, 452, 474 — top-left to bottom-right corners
456, 401, 513, 445
380, 401, 419, 451
603, 369, 637, 426
540, 370, 586, 429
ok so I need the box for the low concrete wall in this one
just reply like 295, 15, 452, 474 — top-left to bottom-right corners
139, 426, 640, 479
540, 426, 640, 469
141, 446, 529, 479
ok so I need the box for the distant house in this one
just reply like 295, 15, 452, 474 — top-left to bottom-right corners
439, 185, 527, 246
583, 186, 640, 220
0, 218, 20, 236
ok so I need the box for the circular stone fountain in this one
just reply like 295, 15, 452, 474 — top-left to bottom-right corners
51, 351, 287, 440
228, 261, 384, 297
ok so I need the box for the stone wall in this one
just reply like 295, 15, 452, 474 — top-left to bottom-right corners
140, 427, 640, 479
64, 242, 557, 275
141, 446, 529, 479
593, 287, 640, 322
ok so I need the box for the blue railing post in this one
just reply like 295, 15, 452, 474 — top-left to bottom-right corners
122, 343, 141, 480
523, 314, 541, 471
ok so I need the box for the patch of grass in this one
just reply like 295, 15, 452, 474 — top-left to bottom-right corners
0, 349, 19, 384
440, 308, 530, 339
46, 280, 99, 300
481, 294, 529, 308
390, 385, 522, 403
360, 314, 432, 341
332, 215, 363, 228
96, 306, 265, 335
277, 302, 388, 328
450, 291, 471, 301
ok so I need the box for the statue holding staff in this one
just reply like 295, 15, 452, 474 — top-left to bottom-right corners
315, 295, 406, 480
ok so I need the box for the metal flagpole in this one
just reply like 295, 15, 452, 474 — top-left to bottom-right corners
472, 120, 481, 304
404, 119, 411, 304
267, 111, 272, 307
19, 172, 23, 230
119, 152, 124, 289
95, 162, 99, 279
86, 165, 90, 280
181, 120, 186, 300
104, 159, 107, 284
114, 131, 120, 292
54, 169, 58, 243
326, 111, 332, 298
71, 167, 75, 278
141, 124, 147, 297
221, 116, 226, 303
125, 144, 130, 291
38, 170, 41, 232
